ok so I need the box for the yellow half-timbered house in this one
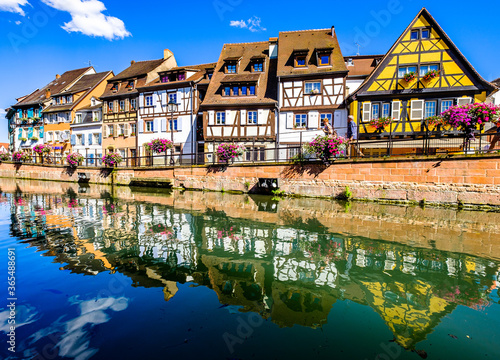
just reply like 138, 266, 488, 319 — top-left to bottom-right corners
348, 8, 495, 154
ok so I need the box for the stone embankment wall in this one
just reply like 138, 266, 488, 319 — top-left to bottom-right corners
1, 155, 500, 208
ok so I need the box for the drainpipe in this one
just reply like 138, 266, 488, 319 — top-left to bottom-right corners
191, 81, 195, 165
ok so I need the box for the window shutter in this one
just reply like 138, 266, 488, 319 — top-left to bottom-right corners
257, 109, 266, 125
177, 118, 183, 131
89, 153, 94, 165
28, 127, 33, 139
98, 133, 102, 145
362, 103, 372, 122
112, 124, 117, 137
240, 110, 247, 125
28, 108, 33, 118
392, 101, 401, 121
18, 130, 22, 140
17, 109, 22, 119
286, 113, 293, 129
103, 102, 107, 113
154, 119, 159, 133
138, 120, 144, 134
125, 99, 130, 112
124, 124, 129, 137
410, 100, 424, 120
81, 134, 85, 146
71, 135, 76, 146
161, 118, 167, 132
114, 100, 119, 112
308, 111, 319, 129
40, 126, 44, 138
457, 97, 472, 106
208, 111, 215, 125
103, 125, 108, 137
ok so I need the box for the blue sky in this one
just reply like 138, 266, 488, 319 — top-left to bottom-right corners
1, 0, 499, 143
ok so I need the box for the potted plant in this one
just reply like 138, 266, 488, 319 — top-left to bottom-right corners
369, 116, 393, 133
403, 72, 416, 83
12, 151, 32, 163
102, 152, 123, 167
425, 115, 446, 132
67, 153, 84, 168
31, 136, 39, 142
144, 139, 174, 154
33, 144, 51, 155
0, 152, 10, 162
305, 135, 347, 164
309, 88, 320, 95
423, 69, 440, 81
20, 137, 28, 142
130, 132, 136, 137
216, 143, 244, 163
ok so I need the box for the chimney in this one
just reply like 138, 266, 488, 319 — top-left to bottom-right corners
55, 74, 61, 79
269, 37, 278, 59
45, 88, 51, 99
164, 49, 173, 60
331, 26, 335, 38
131, 60, 136, 65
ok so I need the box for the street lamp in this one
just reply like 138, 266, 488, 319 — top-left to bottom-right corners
167, 98, 178, 165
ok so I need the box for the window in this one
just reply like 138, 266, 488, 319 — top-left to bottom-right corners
233, 86, 239, 96
169, 119, 178, 131
94, 133, 100, 144
130, 99, 137, 110
441, 100, 454, 112
92, 111, 100, 122
56, 97, 61, 105
127, 80, 135, 89
226, 63, 236, 74
295, 56, 306, 68
55, 131, 60, 141
108, 101, 114, 113
207, 71, 213, 80
66, 95, 73, 104
420, 64, 439, 76
146, 95, 154, 107
305, 82, 321, 94
75, 114, 82, 124
241, 86, 248, 96
320, 113, 332, 124
372, 103, 380, 120
411, 30, 419, 40
216, 112, 225, 125
319, 54, 330, 66
223, 87, 231, 96
47, 132, 53, 142
77, 134, 83, 146
119, 124, 125, 135
425, 101, 437, 118
108, 124, 114, 137
119, 100, 125, 112
167, 93, 176, 105
177, 73, 186, 81
382, 103, 391, 118
248, 111, 257, 124
131, 123, 136, 135
111, 83, 118, 91
144, 120, 153, 132
161, 75, 169, 83
398, 66, 417, 77
410, 100, 424, 120
295, 114, 307, 128
253, 61, 263, 72
421, 29, 430, 39
249, 85, 256, 95
246, 147, 265, 162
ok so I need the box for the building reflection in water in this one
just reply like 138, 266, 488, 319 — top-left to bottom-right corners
4, 187, 500, 353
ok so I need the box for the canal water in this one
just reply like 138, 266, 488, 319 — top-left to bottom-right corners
0, 179, 499, 360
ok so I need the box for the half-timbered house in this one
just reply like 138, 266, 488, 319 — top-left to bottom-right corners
100, 50, 177, 162
137, 63, 216, 164
348, 8, 496, 155
201, 40, 278, 162
276, 28, 348, 156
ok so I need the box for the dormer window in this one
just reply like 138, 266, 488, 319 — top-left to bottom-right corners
222, 83, 256, 97
66, 95, 73, 104
421, 29, 430, 39
56, 97, 61, 105
226, 63, 237, 74
252, 61, 264, 72
411, 30, 419, 41
316, 48, 333, 67
111, 83, 118, 92
206, 70, 214, 80
346, 58, 354, 66
160, 75, 169, 83
126, 80, 135, 89
177, 73, 186, 81
293, 49, 309, 68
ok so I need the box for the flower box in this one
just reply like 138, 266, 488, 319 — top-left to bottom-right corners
67, 153, 84, 168
369, 116, 392, 131
423, 70, 440, 81
145, 139, 174, 154
403, 72, 416, 83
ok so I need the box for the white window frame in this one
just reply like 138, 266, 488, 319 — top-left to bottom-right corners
419, 64, 440, 76
216, 112, 225, 125
248, 111, 257, 124
146, 95, 153, 107
305, 82, 321, 94
130, 98, 137, 110
424, 101, 437, 119
457, 97, 472, 106
294, 114, 307, 128
398, 66, 417, 78
382, 103, 391, 118
372, 103, 380, 120
145, 120, 154, 132
441, 99, 454, 113
410, 100, 425, 120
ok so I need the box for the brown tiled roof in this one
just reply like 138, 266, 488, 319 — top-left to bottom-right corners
344, 55, 383, 77
56, 72, 112, 95
16, 67, 93, 107
492, 78, 500, 88
139, 63, 217, 90
277, 29, 347, 77
100, 77, 146, 99
111, 59, 165, 81
220, 73, 261, 83
203, 42, 277, 106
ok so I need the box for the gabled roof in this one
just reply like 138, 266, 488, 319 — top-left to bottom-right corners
15, 67, 93, 107
350, 8, 495, 99
111, 59, 165, 82
344, 55, 384, 78
139, 63, 217, 90
277, 28, 347, 77
491, 78, 500, 88
203, 41, 277, 106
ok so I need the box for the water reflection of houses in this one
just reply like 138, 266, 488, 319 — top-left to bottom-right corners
5, 191, 499, 351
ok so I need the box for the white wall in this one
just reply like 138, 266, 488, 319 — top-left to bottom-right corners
14, 127, 43, 152
71, 124, 103, 162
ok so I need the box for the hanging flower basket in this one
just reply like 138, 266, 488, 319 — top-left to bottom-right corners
102, 152, 123, 167
0, 152, 10, 161
66, 153, 84, 168
305, 135, 347, 162
403, 72, 416, 83
33, 144, 51, 154
369, 116, 392, 131
216, 143, 244, 163
144, 139, 174, 154
12, 151, 31, 163
423, 70, 440, 81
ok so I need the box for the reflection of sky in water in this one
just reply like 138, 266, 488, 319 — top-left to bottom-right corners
1, 297, 128, 360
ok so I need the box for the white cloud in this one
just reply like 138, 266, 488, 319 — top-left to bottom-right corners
230, 16, 266, 32
0, 0, 30, 16
15, 20, 21, 24
41, 0, 131, 40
